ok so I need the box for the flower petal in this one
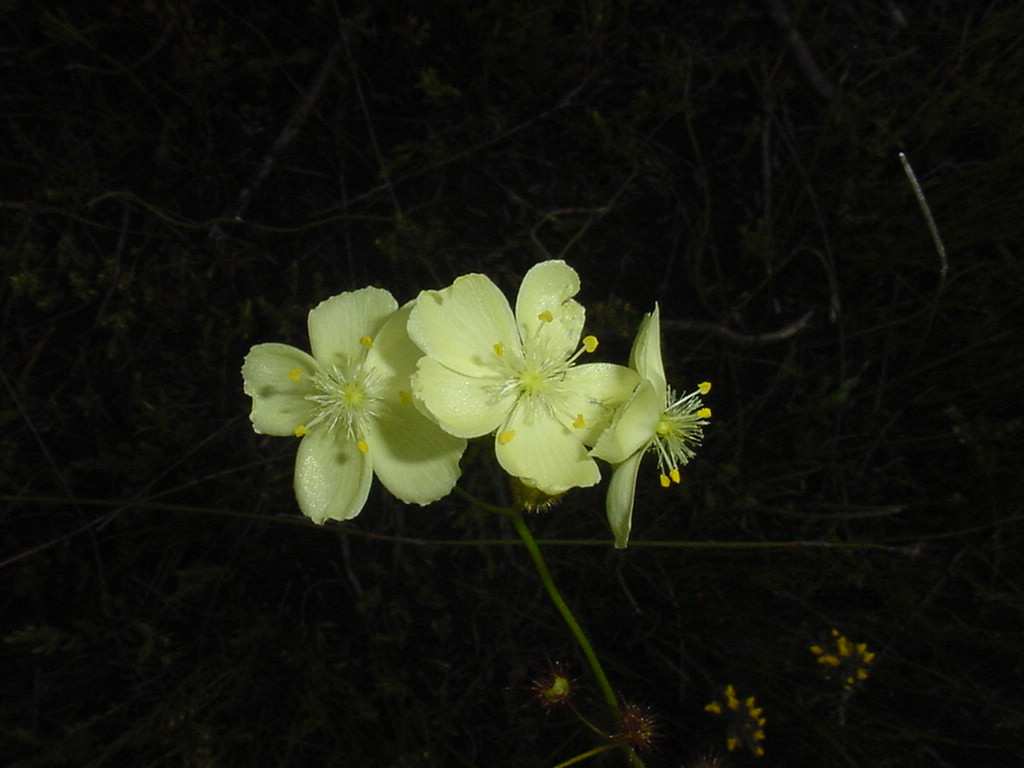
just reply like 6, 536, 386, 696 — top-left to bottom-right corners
560, 363, 641, 446
515, 260, 584, 360
365, 301, 420, 400
407, 274, 519, 378
629, 304, 667, 402
605, 449, 644, 549
294, 427, 373, 523
496, 403, 601, 494
367, 401, 466, 505
308, 287, 398, 367
242, 343, 318, 436
411, 357, 513, 438
591, 378, 662, 464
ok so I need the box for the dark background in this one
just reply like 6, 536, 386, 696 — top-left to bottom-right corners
2, 1, 1022, 765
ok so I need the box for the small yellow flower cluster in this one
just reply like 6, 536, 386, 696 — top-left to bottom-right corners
809, 628, 876, 690
704, 684, 766, 758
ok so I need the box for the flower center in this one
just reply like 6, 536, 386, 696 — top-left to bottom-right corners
489, 311, 599, 439
302, 355, 384, 446
651, 381, 711, 487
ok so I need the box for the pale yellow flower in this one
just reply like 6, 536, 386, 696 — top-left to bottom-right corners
591, 304, 710, 547
407, 260, 638, 495
242, 287, 466, 523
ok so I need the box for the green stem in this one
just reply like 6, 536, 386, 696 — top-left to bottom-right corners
550, 743, 618, 768
509, 510, 620, 719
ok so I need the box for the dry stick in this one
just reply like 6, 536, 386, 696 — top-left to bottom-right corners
899, 151, 949, 286
763, 0, 836, 101
340, 29, 403, 219
210, 43, 343, 240
661, 309, 814, 346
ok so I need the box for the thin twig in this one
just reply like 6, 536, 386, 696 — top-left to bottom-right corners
210, 42, 342, 239
899, 151, 949, 286
661, 309, 814, 346
340, 27, 403, 218
763, 0, 836, 100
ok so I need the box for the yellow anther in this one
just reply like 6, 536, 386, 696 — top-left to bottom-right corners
670, 467, 681, 484
725, 684, 736, 699
750, 707, 764, 718
582, 335, 598, 353
356, 440, 369, 454
726, 737, 739, 752
809, 644, 824, 655
698, 381, 712, 395
757, 717, 767, 726
359, 335, 373, 348
831, 628, 840, 637
498, 430, 516, 445
753, 746, 765, 757
399, 390, 412, 405
863, 651, 876, 663
819, 655, 840, 667
288, 367, 303, 383
493, 342, 504, 357
856, 642, 868, 654
537, 310, 554, 323
846, 676, 855, 687
697, 407, 712, 419
745, 696, 756, 709
293, 424, 307, 437
856, 669, 869, 680
754, 730, 766, 741
572, 413, 586, 429
659, 473, 671, 488
704, 702, 722, 715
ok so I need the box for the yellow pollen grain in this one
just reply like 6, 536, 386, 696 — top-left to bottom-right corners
582, 335, 598, 352
293, 424, 307, 437
493, 342, 504, 357
659, 473, 671, 488
359, 335, 373, 348
537, 310, 554, 323
288, 367, 303, 382
498, 430, 516, 445
356, 439, 369, 454
670, 467, 681, 483
698, 381, 711, 395
573, 413, 586, 429
698, 407, 712, 419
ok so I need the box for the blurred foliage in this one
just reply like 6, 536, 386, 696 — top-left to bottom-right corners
2, 0, 1023, 766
